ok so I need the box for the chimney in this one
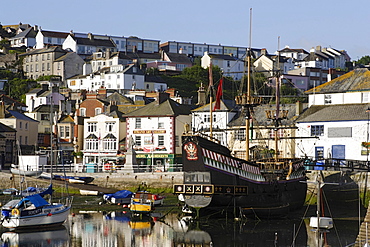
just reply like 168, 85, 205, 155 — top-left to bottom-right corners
97, 87, 107, 99
295, 101, 303, 116
197, 83, 206, 106
41, 84, 49, 91
34, 25, 38, 31
156, 92, 170, 105
261, 48, 267, 55
0, 102, 4, 119
179, 48, 183, 54
88, 33, 94, 40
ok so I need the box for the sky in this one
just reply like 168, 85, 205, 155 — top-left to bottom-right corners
2, 0, 370, 60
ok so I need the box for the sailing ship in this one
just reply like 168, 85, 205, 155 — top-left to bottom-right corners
174, 14, 307, 218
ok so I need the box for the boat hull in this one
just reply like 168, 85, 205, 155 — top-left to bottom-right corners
175, 135, 307, 217
2, 205, 70, 229
10, 168, 42, 177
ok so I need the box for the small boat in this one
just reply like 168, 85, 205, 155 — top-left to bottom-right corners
80, 189, 99, 196
130, 191, 155, 215
103, 190, 134, 204
0, 192, 71, 229
153, 194, 165, 206
10, 167, 42, 177
1, 188, 18, 195
53, 174, 94, 184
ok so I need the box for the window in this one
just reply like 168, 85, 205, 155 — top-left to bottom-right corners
95, 108, 102, 115
87, 122, 97, 132
158, 135, 164, 146
65, 126, 70, 138
363, 92, 370, 103
86, 139, 98, 150
35, 64, 39, 72
269, 129, 284, 139
158, 122, 164, 129
135, 118, 141, 129
25, 123, 28, 130
60, 126, 65, 137
135, 136, 141, 146
47, 63, 50, 71
19, 136, 22, 145
235, 129, 246, 141
311, 125, 324, 136
80, 108, 86, 116
175, 135, 180, 147
25, 136, 28, 145
106, 122, 115, 132
19, 121, 22, 129
42, 63, 45, 71
324, 95, 332, 104
47, 54, 50, 60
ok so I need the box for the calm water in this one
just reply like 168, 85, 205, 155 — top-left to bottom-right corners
0, 207, 363, 247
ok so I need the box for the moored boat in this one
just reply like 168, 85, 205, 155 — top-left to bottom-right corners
130, 191, 155, 215
0, 192, 71, 229
10, 167, 43, 177
103, 190, 134, 204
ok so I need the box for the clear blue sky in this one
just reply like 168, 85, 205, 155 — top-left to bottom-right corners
2, 0, 369, 60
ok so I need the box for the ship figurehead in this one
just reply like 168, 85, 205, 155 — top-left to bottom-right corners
184, 142, 198, 161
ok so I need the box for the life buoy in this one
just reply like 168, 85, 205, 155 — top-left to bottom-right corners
11, 208, 20, 216
104, 163, 111, 171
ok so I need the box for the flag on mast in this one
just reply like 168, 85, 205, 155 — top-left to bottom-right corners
213, 77, 223, 110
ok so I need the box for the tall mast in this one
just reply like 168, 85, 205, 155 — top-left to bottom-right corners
274, 36, 281, 162
209, 64, 213, 138
245, 8, 253, 161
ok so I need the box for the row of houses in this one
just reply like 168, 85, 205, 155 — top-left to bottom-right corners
1, 23, 351, 92
0, 68, 368, 172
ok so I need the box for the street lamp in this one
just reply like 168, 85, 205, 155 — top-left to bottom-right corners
366, 107, 370, 168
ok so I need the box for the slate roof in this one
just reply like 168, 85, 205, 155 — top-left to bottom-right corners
58, 115, 74, 123
40, 30, 69, 39
207, 53, 240, 61
295, 103, 370, 123
228, 103, 300, 127
123, 99, 191, 117
306, 68, 370, 94
106, 92, 134, 105
74, 37, 116, 47
6, 110, 39, 122
20, 46, 66, 56
278, 47, 309, 54
165, 53, 192, 63
11, 27, 37, 39
32, 105, 59, 113
192, 100, 232, 112
0, 122, 16, 132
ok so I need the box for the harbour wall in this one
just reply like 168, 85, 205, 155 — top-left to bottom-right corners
0, 170, 368, 192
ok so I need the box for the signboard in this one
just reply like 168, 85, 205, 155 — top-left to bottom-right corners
133, 130, 166, 134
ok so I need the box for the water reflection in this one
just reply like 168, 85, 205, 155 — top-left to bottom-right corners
0, 209, 361, 246
1, 225, 69, 246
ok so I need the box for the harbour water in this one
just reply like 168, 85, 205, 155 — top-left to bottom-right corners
0, 206, 363, 247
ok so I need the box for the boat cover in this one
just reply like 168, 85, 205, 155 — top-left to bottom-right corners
104, 190, 133, 200
20, 194, 49, 208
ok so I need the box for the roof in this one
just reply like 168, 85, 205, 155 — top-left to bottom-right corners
207, 53, 240, 61
10, 27, 37, 39
306, 68, 370, 94
58, 115, 75, 123
6, 110, 39, 122
295, 103, 370, 123
40, 30, 69, 39
20, 46, 66, 56
165, 53, 192, 64
106, 92, 134, 105
0, 122, 16, 132
228, 103, 300, 127
192, 100, 231, 112
32, 105, 59, 113
74, 37, 116, 47
123, 98, 191, 117
278, 47, 309, 54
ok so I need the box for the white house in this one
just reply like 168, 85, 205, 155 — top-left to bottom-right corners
124, 93, 192, 171
201, 52, 244, 80
35, 30, 69, 49
62, 33, 116, 59
67, 64, 145, 93
295, 68, 370, 163
191, 100, 237, 147
83, 113, 125, 171
295, 104, 369, 162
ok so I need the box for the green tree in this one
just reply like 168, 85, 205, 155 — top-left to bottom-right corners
357, 55, 370, 66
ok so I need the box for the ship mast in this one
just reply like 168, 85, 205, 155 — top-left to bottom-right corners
209, 64, 214, 138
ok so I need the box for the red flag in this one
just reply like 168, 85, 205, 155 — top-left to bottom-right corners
213, 78, 223, 110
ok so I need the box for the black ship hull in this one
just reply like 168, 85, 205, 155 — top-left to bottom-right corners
174, 135, 307, 218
